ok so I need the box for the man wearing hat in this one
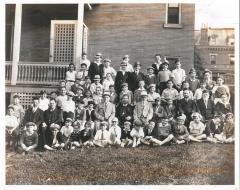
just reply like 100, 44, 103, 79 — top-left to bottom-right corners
133, 91, 153, 128
88, 52, 104, 82
90, 75, 103, 95
115, 61, 132, 94
186, 68, 200, 93
116, 94, 134, 126
145, 66, 157, 86
94, 91, 116, 124
196, 89, 215, 123
102, 58, 116, 78
130, 61, 146, 92
122, 55, 134, 72
157, 62, 172, 94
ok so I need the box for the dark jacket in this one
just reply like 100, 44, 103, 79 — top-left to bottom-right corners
116, 103, 134, 125
88, 62, 104, 82
22, 107, 44, 129
129, 71, 146, 92
44, 108, 63, 127
196, 98, 215, 121
114, 71, 132, 94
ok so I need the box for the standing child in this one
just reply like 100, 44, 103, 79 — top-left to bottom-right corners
108, 117, 122, 146
130, 123, 145, 147
171, 60, 186, 91
149, 117, 174, 146
172, 115, 190, 144
157, 62, 172, 94
186, 68, 200, 94
79, 122, 94, 146
65, 63, 76, 91
60, 118, 74, 145
19, 122, 38, 154
93, 121, 111, 147
120, 121, 133, 147
188, 112, 206, 142
145, 66, 157, 86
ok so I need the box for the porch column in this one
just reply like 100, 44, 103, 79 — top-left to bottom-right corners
75, 3, 84, 71
11, 4, 22, 85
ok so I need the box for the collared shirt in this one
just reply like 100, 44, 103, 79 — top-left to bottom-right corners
109, 125, 122, 139
94, 129, 110, 140
90, 83, 103, 94
171, 68, 186, 85
60, 125, 74, 138
56, 95, 68, 108
65, 71, 76, 81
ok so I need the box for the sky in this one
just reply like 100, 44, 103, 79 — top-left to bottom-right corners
195, 0, 239, 30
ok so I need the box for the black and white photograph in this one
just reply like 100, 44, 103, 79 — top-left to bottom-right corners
2, 0, 239, 188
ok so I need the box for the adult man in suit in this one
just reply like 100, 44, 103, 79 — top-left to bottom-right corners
40, 98, 63, 150
196, 89, 215, 123
22, 97, 44, 131
130, 61, 146, 92
177, 89, 198, 127
133, 91, 153, 128
114, 62, 132, 94
116, 94, 134, 126
94, 91, 116, 124
88, 52, 104, 82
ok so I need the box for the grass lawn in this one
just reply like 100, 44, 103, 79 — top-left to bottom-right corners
6, 143, 234, 185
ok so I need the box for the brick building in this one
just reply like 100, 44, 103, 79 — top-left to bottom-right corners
194, 26, 234, 84
5, 3, 195, 108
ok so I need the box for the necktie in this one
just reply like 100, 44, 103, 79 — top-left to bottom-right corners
101, 128, 104, 140
114, 127, 117, 137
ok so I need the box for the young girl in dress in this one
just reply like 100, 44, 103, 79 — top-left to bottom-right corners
188, 112, 207, 142
130, 122, 145, 147
60, 118, 74, 145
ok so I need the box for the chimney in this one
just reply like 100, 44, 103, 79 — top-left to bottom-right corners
200, 24, 209, 45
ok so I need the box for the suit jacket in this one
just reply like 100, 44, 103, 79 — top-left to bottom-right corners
114, 71, 132, 94
116, 103, 134, 124
133, 101, 153, 122
22, 107, 44, 128
205, 119, 223, 136
152, 104, 165, 122
86, 109, 96, 122
94, 102, 116, 121
196, 98, 215, 121
145, 74, 157, 86
152, 63, 163, 75
88, 62, 104, 82
44, 108, 64, 127
162, 104, 177, 119
81, 83, 91, 93
177, 98, 197, 120
129, 71, 146, 92
214, 102, 232, 116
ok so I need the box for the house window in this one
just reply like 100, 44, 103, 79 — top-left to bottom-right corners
210, 54, 217, 65
229, 55, 234, 65
167, 4, 181, 24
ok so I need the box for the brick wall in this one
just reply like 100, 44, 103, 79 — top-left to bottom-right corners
84, 4, 195, 72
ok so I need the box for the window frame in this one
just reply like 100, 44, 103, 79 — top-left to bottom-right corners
228, 54, 235, 65
164, 3, 182, 28
209, 53, 217, 65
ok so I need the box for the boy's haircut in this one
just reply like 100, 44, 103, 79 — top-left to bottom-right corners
32, 96, 39, 101
82, 52, 87, 56
8, 105, 14, 110
88, 100, 95, 106
166, 79, 173, 84
69, 63, 75, 67
109, 84, 114, 88
149, 120, 155, 124
76, 100, 85, 105
40, 90, 47, 95
81, 63, 87, 67
26, 122, 36, 128
13, 94, 20, 99
175, 58, 180, 64
49, 98, 57, 103
154, 53, 161, 57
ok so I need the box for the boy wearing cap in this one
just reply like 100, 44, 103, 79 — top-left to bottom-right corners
172, 115, 190, 144
60, 118, 74, 145
65, 63, 77, 91
94, 91, 116, 124
102, 58, 116, 78
130, 61, 146, 92
93, 121, 111, 147
38, 90, 50, 111
75, 100, 86, 131
115, 62, 132, 94
19, 122, 38, 154
88, 53, 104, 82
6, 106, 19, 149
120, 121, 133, 147
145, 67, 157, 86
157, 62, 172, 94
171, 60, 186, 91
119, 83, 133, 105
186, 68, 200, 94
109, 117, 122, 146
90, 75, 103, 95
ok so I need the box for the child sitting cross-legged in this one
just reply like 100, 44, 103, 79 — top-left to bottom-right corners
67, 121, 81, 150
93, 121, 111, 147
188, 112, 207, 142
142, 121, 155, 145
130, 121, 145, 147
79, 122, 94, 147
60, 118, 74, 146
148, 117, 174, 146
172, 114, 190, 144
120, 121, 133, 147
18, 122, 38, 154
108, 117, 122, 146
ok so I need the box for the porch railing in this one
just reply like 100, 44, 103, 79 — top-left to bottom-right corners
5, 62, 69, 85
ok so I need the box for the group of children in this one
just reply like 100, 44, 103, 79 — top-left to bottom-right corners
5, 52, 235, 154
